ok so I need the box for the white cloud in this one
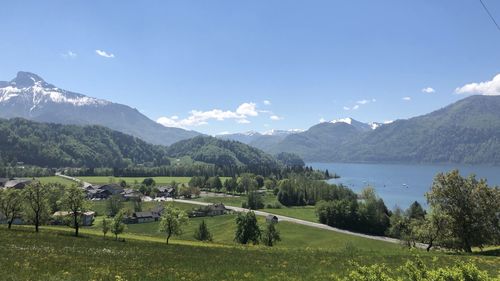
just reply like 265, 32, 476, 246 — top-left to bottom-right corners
422, 87, 435, 94
263, 100, 271, 105
352, 105, 360, 110
95, 49, 115, 58
61, 51, 77, 59
270, 115, 283, 121
343, 106, 350, 111
157, 102, 260, 128
319, 117, 326, 123
402, 97, 412, 101
455, 74, 500, 96
236, 102, 258, 116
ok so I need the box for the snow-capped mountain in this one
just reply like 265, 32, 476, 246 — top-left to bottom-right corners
216, 129, 303, 144
0, 71, 200, 146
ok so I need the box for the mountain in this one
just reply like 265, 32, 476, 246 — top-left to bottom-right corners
0, 71, 200, 146
216, 131, 263, 144
166, 136, 283, 174
217, 129, 304, 152
0, 118, 170, 168
263, 121, 367, 161
265, 96, 500, 164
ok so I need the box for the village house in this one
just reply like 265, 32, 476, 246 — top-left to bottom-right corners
121, 188, 141, 201
3, 178, 32, 189
0, 178, 8, 188
189, 203, 229, 218
0, 212, 24, 225
156, 186, 176, 198
51, 211, 96, 226
125, 205, 164, 224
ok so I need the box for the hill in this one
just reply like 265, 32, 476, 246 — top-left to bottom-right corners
265, 95, 500, 164
0, 71, 200, 146
166, 136, 283, 174
0, 118, 170, 168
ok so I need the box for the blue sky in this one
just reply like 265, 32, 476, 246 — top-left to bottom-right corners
1, 0, 499, 135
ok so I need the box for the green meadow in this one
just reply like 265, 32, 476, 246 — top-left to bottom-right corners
1, 226, 498, 281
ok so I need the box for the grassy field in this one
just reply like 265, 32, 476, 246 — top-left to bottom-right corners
196, 193, 320, 222
36, 176, 76, 185
1, 226, 498, 281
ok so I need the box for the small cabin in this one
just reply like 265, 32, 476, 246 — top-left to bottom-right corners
266, 214, 279, 224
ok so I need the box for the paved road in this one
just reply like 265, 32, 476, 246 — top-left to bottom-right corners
56, 174, 421, 247
174, 199, 418, 246
55, 173, 92, 188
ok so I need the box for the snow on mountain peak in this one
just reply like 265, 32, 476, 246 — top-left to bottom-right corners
0, 72, 110, 108
330, 117, 353, 125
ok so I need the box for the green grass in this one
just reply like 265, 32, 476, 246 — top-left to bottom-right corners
1, 226, 498, 281
36, 176, 75, 185
195, 193, 320, 222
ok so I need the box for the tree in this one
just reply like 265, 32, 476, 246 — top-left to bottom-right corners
159, 205, 188, 244
262, 221, 281, 246
142, 178, 156, 187
0, 188, 23, 229
23, 182, 49, 232
194, 220, 212, 241
189, 176, 205, 189
106, 194, 123, 217
102, 218, 110, 239
406, 201, 426, 220
237, 174, 257, 194
207, 176, 222, 192
411, 208, 450, 251
119, 180, 127, 188
246, 191, 264, 210
255, 175, 265, 188
426, 170, 500, 252
224, 177, 238, 194
111, 210, 126, 241
133, 198, 142, 212
61, 185, 88, 237
234, 211, 261, 245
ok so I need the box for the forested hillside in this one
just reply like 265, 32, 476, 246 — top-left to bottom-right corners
166, 136, 283, 175
0, 118, 170, 168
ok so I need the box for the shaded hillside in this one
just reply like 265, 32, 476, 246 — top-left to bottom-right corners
0, 118, 170, 168
166, 136, 282, 174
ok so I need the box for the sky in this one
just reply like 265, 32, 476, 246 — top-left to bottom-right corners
1, 0, 499, 135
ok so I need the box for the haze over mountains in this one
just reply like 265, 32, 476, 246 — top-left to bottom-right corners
0, 72, 200, 146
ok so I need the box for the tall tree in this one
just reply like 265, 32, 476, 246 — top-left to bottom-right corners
106, 195, 123, 217
111, 210, 126, 241
262, 221, 281, 247
194, 220, 212, 242
406, 201, 426, 220
61, 185, 88, 237
159, 205, 188, 244
426, 170, 500, 252
234, 211, 261, 245
23, 182, 49, 233
102, 218, 110, 239
237, 174, 257, 194
246, 191, 264, 210
0, 189, 23, 229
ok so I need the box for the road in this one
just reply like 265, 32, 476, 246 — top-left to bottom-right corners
56, 173, 420, 246
174, 199, 414, 245
55, 173, 92, 188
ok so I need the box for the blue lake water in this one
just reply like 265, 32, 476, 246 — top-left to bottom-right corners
309, 162, 500, 210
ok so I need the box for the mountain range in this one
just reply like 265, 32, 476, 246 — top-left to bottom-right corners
246, 96, 500, 164
3, 71, 500, 165
0, 72, 200, 146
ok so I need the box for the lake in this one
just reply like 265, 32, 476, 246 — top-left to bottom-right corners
309, 162, 500, 209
